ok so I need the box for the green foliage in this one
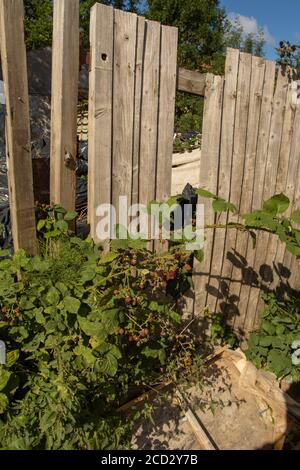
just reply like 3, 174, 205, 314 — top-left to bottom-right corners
207, 313, 238, 348
245, 293, 300, 382
146, 0, 226, 73
276, 40, 300, 74
243, 194, 300, 258
0, 207, 203, 449
24, 0, 53, 50
226, 15, 266, 57
24, 0, 140, 50
175, 93, 204, 133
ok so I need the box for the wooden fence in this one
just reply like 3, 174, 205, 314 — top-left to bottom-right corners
193, 49, 300, 336
88, 3, 178, 243
1, 1, 300, 336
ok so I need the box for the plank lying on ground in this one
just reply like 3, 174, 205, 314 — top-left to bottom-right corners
0, 0, 37, 255
175, 390, 218, 450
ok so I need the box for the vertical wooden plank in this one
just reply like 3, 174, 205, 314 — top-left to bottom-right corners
112, 9, 137, 218
281, 104, 300, 295
50, 0, 79, 212
218, 52, 252, 323
88, 3, 114, 242
256, 80, 296, 320
155, 24, 178, 251
235, 60, 276, 335
220, 52, 252, 324
0, 0, 37, 254
193, 74, 224, 316
246, 70, 289, 332
205, 48, 239, 313
155, 25, 178, 203
132, 16, 145, 206
138, 20, 160, 209
232, 56, 265, 335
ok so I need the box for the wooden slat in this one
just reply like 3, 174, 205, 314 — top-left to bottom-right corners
193, 74, 224, 316
88, 3, 114, 242
0, 0, 37, 255
132, 16, 145, 206
236, 60, 276, 334
155, 25, 178, 251
50, 0, 79, 212
281, 104, 300, 295
138, 20, 160, 207
218, 52, 252, 323
254, 80, 296, 325
281, 102, 300, 288
138, 20, 160, 246
232, 56, 265, 335
206, 48, 239, 313
177, 67, 206, 96
156, 25, 178, 202
246, 70, 289, 331
112, 9, 137, 224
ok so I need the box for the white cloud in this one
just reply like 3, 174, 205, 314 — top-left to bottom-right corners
229, 12, 276, 45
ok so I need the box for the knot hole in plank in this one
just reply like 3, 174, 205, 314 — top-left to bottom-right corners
101, 53, 107, 61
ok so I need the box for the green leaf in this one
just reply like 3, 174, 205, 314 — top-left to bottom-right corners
196, 188, 217, 199
55, 220, 68, 232
5, 350, 19, 368
261, 320, 276, 336
101, 309, 119, 334
78, 317, 105, 339
263, 193, 289, 215
194, 249, 204, 263
63, 296, 80, 314
46, 287, 60, 307
295, 230, 300, 247
267, 350, 291, 377
99, 252, 119, 265
212, 199, 236, 213
259, 336, 273, 347
37, 219, 46, 231
64, 211, 78, 221
286, 241, 300, 257
291, 210, 300, 225
0, 392, 9, 414
100, 351, 118, 377
0, 369, 11, 391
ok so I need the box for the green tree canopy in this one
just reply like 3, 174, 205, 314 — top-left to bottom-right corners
146, 0, 227, 74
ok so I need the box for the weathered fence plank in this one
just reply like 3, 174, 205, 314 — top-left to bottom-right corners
112, 9, 137, 220
247, 70, 289, 330
221, 52, 252, 324
155, 24, 178, 251
50, 0, 79, 213
177, 68, 206, 96
193, 74, 224, 316
132, 16, 146, 207
232, 56, 265, 334
0, 0, 37, 255
138, 20, 160, 213
240, 60, 276, 334
208, 48, 239, 314
88, 3, 114, 241
88, 5, 176, 246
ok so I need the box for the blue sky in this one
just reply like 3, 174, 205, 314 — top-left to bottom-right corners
221, 0, 300, 59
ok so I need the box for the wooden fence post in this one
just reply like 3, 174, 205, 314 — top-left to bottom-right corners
0, 0, 37, 255
50, 0, 79, 213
